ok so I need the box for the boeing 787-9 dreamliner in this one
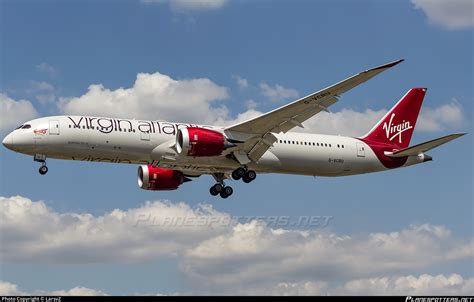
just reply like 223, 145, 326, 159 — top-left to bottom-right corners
2, 60, 465, 198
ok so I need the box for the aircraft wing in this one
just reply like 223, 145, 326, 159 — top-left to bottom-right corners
224, 59, 404, 163
385, 133, 466, 158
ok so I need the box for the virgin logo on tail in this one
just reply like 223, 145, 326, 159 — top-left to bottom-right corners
382, 113, 413, 144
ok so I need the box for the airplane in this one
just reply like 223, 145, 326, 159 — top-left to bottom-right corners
2, 59, 466, 198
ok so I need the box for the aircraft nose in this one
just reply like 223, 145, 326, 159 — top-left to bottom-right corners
2, 133, 14, 150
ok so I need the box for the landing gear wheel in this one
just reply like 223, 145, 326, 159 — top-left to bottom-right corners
210, 183, 223, 196
242, 170, 256, 183
210, 187, 218, 196
220, 186, 233, 198
39, 165, 48, 175
231, 167, 246, 180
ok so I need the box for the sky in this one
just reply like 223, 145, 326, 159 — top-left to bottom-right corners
0, 0, 473, 296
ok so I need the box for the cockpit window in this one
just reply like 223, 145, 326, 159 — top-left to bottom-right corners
16, 124, 24, 129
21, 124, 31, 129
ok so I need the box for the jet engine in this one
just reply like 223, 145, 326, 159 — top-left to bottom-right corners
137, 165, 190, 191
176, 127, 234, 157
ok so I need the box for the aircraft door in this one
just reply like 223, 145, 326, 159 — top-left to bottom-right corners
356, 142, 365, 157
49, 120, 60, 135
140, 130, 150, 141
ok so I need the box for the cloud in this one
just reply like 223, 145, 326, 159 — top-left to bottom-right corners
36, 62, 58, 77
244, 99, 257, 110
0, 94, 38, 134
26, 80, 56, 104
298, 101, 466, 137
233, 75, 249, 89
142, 0, 227, 12
0, 281, 107, 296
0, 195, 230, 264
412, 0, 474, 30
182, 221, 473, 291
1, 196, 472, 295
260, 82, 299, 102
58, 72, 229, 124
268, 274, 474, 295
0, 281, 25, 295
2, 274, 473, 296
417, 100, 466, 132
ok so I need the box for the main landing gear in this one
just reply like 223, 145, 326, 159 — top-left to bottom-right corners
210, 173, 233, 199
34, 154, 48, 175
231, 167, 256, 183
210, 167, 257, 198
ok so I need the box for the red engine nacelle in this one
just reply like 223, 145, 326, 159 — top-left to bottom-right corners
137, 165, 188, 191
176, 127, 231, 157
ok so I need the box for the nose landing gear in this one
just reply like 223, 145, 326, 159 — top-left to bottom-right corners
39, 164, 48, 175
34, 154, 48, 175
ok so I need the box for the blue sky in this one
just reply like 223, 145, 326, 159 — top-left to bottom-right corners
0, 0, 473, 295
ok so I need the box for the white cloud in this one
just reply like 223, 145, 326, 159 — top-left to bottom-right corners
0, 195, 230, 264
417, 100, 466, 132
260, 82, 299, 102
244, 99, 257, 110
0, 281, 107, 296
0, 281, 26, 295
233, 75, 249, 89
36, 62, 58, 77
1, 196, 472, 295
142, 0, 227, 12
412, 0, 474, 30
182, 221, 473, 291
48, 287, 108, 296
2, 274, 473, 296
298, 102, 466, 137
269, 274, 474, 295
26, 80, 56, 104
300, 108, 386, 136
58, 72, 229, 124
336, 274, 474, 295
0, 94, 38, 133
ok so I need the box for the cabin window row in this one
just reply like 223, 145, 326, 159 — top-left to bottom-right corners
277, 139, 344, 148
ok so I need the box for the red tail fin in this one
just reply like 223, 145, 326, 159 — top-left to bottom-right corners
360, 88, 427, 149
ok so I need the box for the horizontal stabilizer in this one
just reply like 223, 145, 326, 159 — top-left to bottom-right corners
385, 133, 466, 158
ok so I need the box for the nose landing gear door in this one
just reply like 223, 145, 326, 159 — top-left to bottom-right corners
49, 120, 60, 135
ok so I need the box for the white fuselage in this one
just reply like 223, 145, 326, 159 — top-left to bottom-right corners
3, 115, 424, 177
